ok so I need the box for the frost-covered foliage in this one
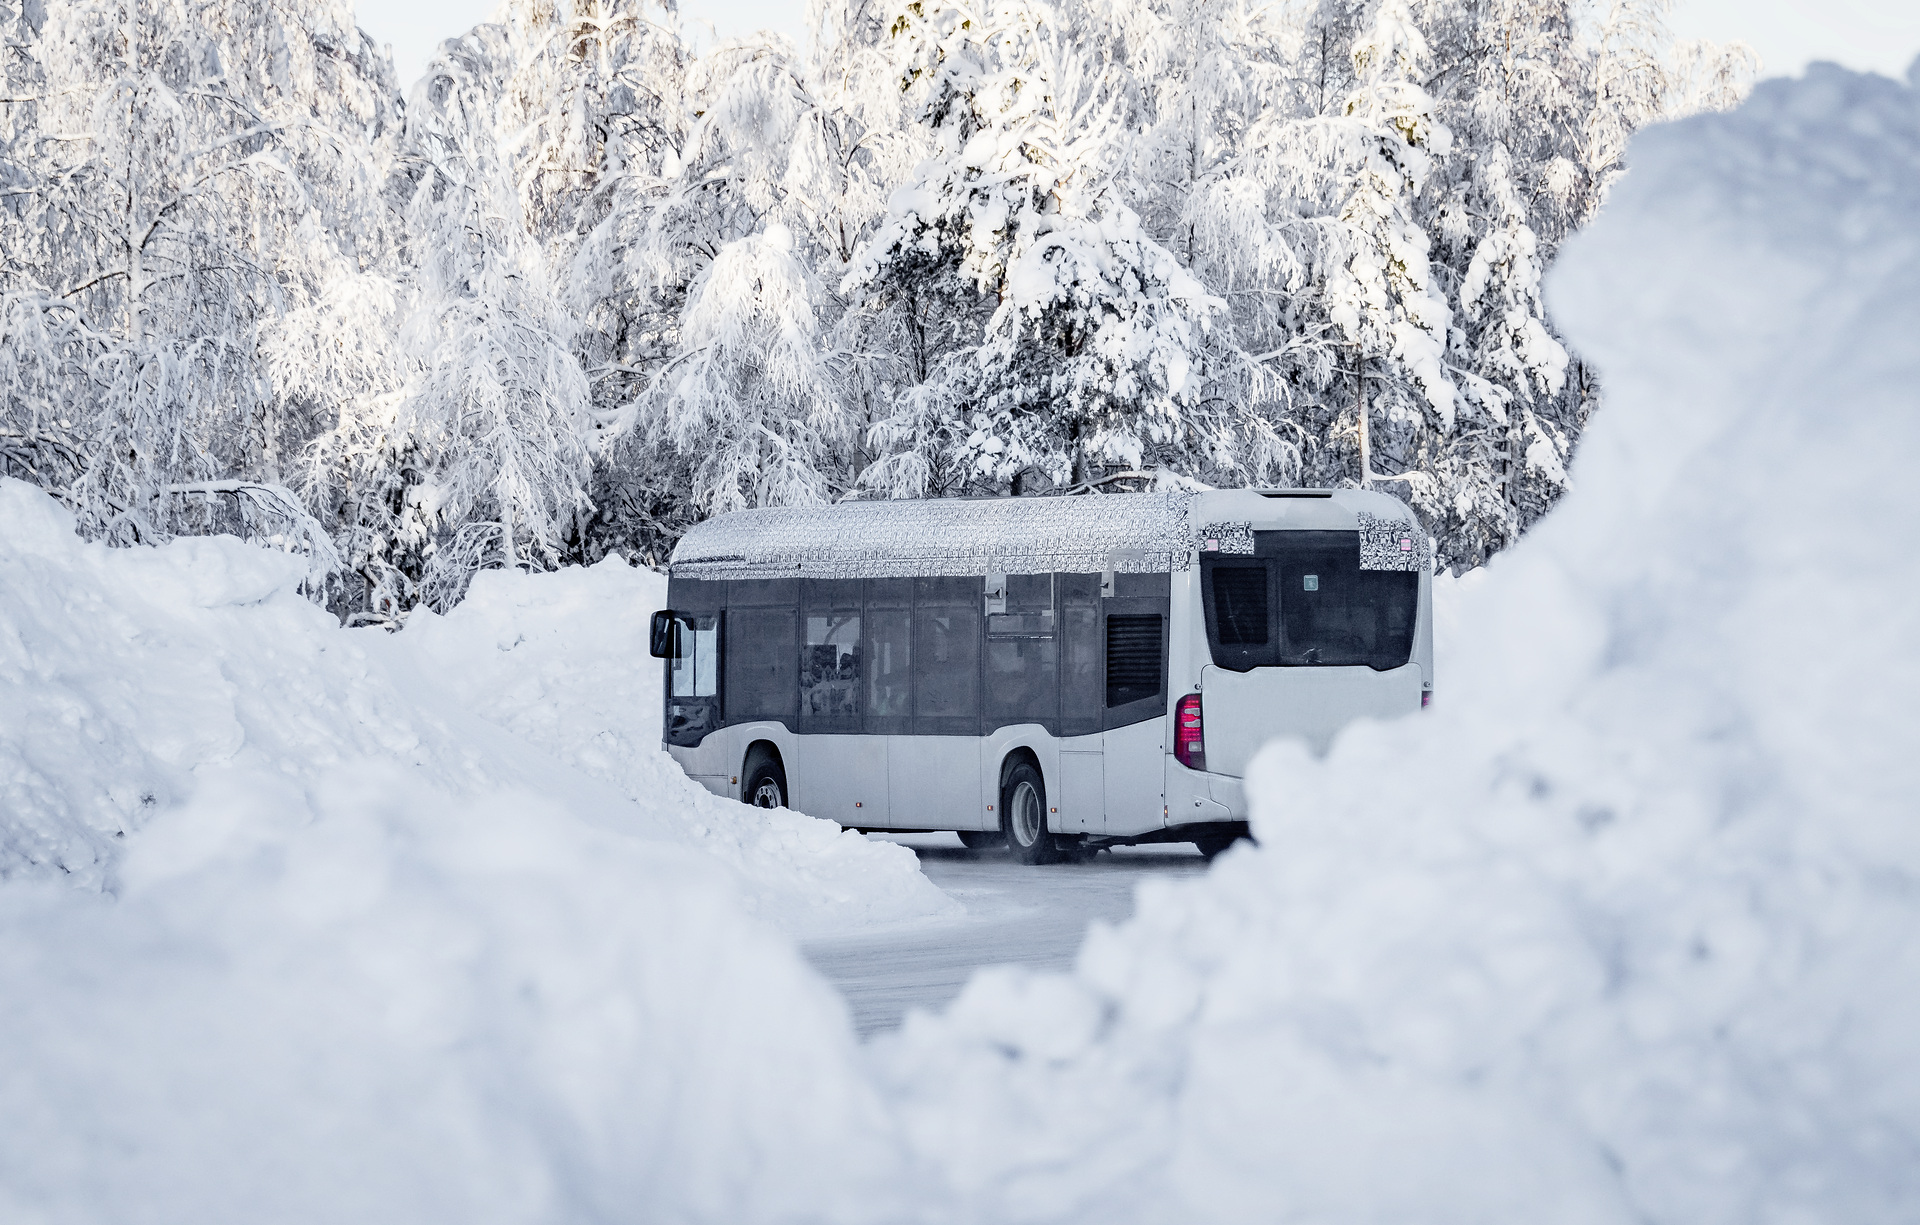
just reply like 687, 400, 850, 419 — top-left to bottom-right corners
297, 26, 595, 617
847, 0, 1239, 495
0, 0, 1755, 608
0, 0, 393, 574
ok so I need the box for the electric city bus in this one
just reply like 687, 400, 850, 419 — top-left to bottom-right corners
650, 488, 1433, 862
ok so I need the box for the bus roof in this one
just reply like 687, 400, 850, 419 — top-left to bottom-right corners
669, 489, 1428, 581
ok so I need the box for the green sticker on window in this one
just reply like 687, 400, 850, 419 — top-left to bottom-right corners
1303, 574, 1319, 592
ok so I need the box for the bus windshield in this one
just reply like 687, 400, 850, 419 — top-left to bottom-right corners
1201, 530, 1417, 671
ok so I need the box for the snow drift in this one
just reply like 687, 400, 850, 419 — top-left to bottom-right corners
874, 63, 1920, 1224
397, 562, 955, 933
0, 483, 945, 1222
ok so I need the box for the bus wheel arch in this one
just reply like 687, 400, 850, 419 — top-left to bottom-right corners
742, 741, 787, 810
999, 750, 1058, 865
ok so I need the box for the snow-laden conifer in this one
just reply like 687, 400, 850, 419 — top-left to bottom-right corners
848, 0, 1233, 495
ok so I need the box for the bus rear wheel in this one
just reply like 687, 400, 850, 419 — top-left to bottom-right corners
957, 830, 1006, 852
743, 749, 787, 811
1193, 827, 1250, 862
1002, 761, 1058, 865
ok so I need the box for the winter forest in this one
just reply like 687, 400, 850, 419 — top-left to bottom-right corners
0, 0, 1754, 621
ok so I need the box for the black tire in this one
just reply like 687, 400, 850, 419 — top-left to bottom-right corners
1193, 829, 1248, 862
1001, 759, 1059, 865
742, 748, 787, 811
957, 830, 1006, 852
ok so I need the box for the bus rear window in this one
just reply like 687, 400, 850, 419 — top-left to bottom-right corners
1200, 531, 1417, 671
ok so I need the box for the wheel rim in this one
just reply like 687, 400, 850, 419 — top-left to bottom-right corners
1010, 779, 1043, 846
751, 778, 783, 808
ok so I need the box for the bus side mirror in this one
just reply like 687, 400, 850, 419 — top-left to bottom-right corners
649, 610, 678, 658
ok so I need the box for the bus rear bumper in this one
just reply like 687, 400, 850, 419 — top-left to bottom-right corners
1163, 760, 1248, 828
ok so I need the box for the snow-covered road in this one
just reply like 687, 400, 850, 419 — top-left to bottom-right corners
804, 834, 1210, 1036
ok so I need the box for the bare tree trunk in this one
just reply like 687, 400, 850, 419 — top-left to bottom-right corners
1356, 359, 1371, 488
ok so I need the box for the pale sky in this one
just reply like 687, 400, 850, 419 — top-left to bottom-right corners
354, 1, 1920, 97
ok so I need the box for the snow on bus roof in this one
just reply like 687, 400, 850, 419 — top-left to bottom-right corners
670, 492, 1199, 580
669, 489, 1430, 580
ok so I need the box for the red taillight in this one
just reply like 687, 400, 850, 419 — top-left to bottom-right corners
1421, 690, 1432, 709
1174, 693, 1206, 772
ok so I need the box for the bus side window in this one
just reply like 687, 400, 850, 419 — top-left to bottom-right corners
865, 609, 912, 729
913, 576, 980, 734
801, 611, 861, 719
984, 572, 1058, 733
726, 606, 796, 723
1059, 573, 1102, 737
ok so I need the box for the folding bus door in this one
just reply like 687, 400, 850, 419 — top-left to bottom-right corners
1100, 572, 1171, 837
792, 578, 887, 826
1054, 572, 1105, 834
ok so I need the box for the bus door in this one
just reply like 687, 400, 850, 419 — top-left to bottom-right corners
793, 579, 888, 825
1057, 571, 1170, 836
1100, 573, 1170, 836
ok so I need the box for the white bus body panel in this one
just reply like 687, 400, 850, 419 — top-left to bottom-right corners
1056, 738, 1104, 833
887, 735, 982, 829
1100, 719, 1168, 837
791, 734, 890, 825
1199, 661, 1425, 773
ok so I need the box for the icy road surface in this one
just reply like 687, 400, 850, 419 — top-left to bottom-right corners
803, 834, 1210, 1036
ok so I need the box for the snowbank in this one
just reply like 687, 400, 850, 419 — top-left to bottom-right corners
0, 482, 945, 1221
0, 485, 945, 931
396, 562, 954, 933
873, 63, 1920, 1223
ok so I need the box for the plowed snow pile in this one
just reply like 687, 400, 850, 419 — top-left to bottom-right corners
0, 484, 945, 1222
876, 64, 1920, 1224
396, 563, 955, 932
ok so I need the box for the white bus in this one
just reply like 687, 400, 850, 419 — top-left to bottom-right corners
651, 488, 1432, 862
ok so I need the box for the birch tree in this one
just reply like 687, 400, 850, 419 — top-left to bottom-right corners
296, 26, 593, 616
0, 0, 390, 576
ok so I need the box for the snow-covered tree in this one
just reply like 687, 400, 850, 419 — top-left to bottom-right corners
1331, 0, 1457, 475
0, 0, 394, 576
600, 33, 877, 524
0, 0, 1764, 599
848, 0, 1239, 496
297, 26, 594, 616
648, 221, 852, 513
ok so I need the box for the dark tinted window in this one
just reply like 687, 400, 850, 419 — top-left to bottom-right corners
865, 608, 912, 727
1106, 614, 1163, 707
1059, 574, 1102, 736
913, 577, 980, 732
1211, 566, 1270, 645
985, 572, 1056, 729
914, 606, 979, 727
985, 638, 1057, 725
801, 612, 861, 719
1275, 554, 1417, 669
725, 578, 798, 608
726, 606, 795, 722
1201, 531, 1418, 671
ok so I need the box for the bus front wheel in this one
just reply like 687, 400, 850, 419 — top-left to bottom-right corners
1001, 760, 1058, 865
743, 749, 787, 811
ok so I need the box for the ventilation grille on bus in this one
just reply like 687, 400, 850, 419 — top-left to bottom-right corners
1106, 614, 1163, 708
